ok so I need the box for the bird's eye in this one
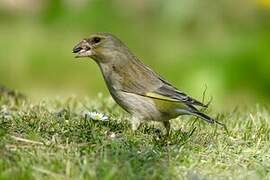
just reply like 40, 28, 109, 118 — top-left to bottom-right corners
93, 37, 101, 44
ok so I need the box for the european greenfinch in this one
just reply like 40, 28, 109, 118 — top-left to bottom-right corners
72, 32, 223, 136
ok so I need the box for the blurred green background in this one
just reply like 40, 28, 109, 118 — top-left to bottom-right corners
0, 0, 270, 110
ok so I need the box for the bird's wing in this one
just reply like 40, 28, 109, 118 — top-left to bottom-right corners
146, 81, 208, 107
121, 76, 207, 107
117, 60, 207, 107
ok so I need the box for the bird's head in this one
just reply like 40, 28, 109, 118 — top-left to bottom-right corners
72, 32, 128, 63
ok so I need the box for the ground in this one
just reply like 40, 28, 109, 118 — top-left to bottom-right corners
0, 93, 269, 180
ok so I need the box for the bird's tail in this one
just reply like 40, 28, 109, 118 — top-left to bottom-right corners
190, 110, 224, 126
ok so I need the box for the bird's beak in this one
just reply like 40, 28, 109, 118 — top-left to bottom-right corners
72, 46, 83, 54
72, 40, 93, 58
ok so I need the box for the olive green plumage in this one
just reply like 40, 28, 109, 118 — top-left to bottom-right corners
72, 32, 222, 135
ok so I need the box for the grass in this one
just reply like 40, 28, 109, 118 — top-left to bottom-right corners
0, 91, 270, 180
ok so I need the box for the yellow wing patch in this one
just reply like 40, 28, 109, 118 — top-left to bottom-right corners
145, 92, 179, 102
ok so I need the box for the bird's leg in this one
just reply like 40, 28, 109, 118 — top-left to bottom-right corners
163, 121, 171, 137
131, 117, 142, 132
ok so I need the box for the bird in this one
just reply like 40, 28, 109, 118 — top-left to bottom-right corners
72, 32, 223, 136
